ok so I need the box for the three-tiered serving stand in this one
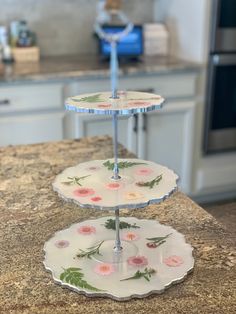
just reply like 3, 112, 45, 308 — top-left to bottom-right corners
43, 7, 194, 301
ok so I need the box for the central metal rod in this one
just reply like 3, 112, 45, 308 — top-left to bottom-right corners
110, 41, 118, 99
110, 40, 122, 252
110, 40, 120, 181
114, 208, 122, 252
112, 112, 120, 180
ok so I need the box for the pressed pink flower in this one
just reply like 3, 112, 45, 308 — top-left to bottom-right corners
117, 90, 127, 96
125, 191, 143, 200
122, 232, 140, 241
164, 255, 184, 267
127, 256, 148, 267
146, 242, 158, 249
55, 240, 69, 248
106, 182, 123, 190
135, 168, 153, 176
77, 225, 96, 235
73, 188, 95, 197
91, 196, 102, 202
128, 101, 151, 107
87, 166, 100, 171
98, 103, 111, 108
94, 263, 115, 276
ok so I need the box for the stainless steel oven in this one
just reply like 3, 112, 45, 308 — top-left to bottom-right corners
211, 0, 236, 52
204, 0, 236, 153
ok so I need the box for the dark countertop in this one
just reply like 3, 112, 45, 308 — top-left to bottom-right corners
0, 54, 200, 85
0, 136, 235, 314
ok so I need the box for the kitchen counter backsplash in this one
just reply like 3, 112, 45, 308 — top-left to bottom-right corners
0, 0, 155, 57
0, 54, 200, 84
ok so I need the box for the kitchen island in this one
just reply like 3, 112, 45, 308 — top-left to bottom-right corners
0, 136, 235, 314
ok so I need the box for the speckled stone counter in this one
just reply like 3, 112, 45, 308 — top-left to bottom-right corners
0, 136, 235, 314
0, 55, 200, 85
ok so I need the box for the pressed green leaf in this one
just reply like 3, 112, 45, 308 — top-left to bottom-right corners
146, 233, 172, 242
79, 279, 102, 292
72, 273, 84, 280
76, 241, 104, 259
66, 267, 82, 272
136, 174, 163, 189
143, 275, 150, 282
60, 272, 67, 281
60, 268, 104, 292
65, 273, 73, 283
103, 218, 140, 230
120, 268, 156, 282
70, 278, 77, 286
103, 160, 146, 171
62, 175, 91, 186
72, 94, 104, 103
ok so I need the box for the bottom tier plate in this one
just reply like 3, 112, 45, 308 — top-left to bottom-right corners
44, 216, 194, 301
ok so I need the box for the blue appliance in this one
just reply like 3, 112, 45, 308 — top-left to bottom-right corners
98, 25, 143, 59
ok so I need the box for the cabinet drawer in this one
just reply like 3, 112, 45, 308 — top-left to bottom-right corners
0, 83, 63, 114
73, 72, 197, 99
0, 112, 64, 146
121, 73, 197, 99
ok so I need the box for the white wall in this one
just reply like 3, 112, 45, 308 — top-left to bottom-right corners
0, 0, 155, 56
154, 0, 212, 63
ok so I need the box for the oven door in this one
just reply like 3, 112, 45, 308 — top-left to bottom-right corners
204, 54, 236, 153
211, 0, 236, 52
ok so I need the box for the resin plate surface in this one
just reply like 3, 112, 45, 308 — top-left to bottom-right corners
44, 216, 194, 301
65, 91, 164, 115
52, 158, 179, 210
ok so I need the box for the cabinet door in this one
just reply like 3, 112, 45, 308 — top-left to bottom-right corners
0, 112, 65, 146
140, 100, 196, 194
0, 83, 64, 114
71, 114, 137, 154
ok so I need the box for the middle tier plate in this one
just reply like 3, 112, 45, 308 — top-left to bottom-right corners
53, 158, 178, 210
65, 91, 164, 115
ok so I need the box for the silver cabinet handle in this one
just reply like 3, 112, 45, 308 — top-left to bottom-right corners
143, 113, 147, 131
212, 54, 236, 65
0, 99, 10, 105
133, 114, 138, 132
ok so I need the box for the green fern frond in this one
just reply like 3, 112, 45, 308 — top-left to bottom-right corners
103, 218, 140, 230
72, 94, 104, 103
60, 267, 104, 292
103, 160, 146, 171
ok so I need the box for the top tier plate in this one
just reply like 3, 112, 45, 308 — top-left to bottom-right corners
65, 91, 164, 115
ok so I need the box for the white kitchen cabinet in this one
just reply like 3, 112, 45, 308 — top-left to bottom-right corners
0, 83, 63, 114
65, 113, 136, 153
137, 100, 196, 194
0, 112, 64, 146
0, 82, 65, 146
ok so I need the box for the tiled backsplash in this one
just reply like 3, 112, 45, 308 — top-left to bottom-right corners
0, 0, 155, 56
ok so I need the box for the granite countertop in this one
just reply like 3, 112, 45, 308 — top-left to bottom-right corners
0, 136, 235, 314
0, 54, 200, 85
